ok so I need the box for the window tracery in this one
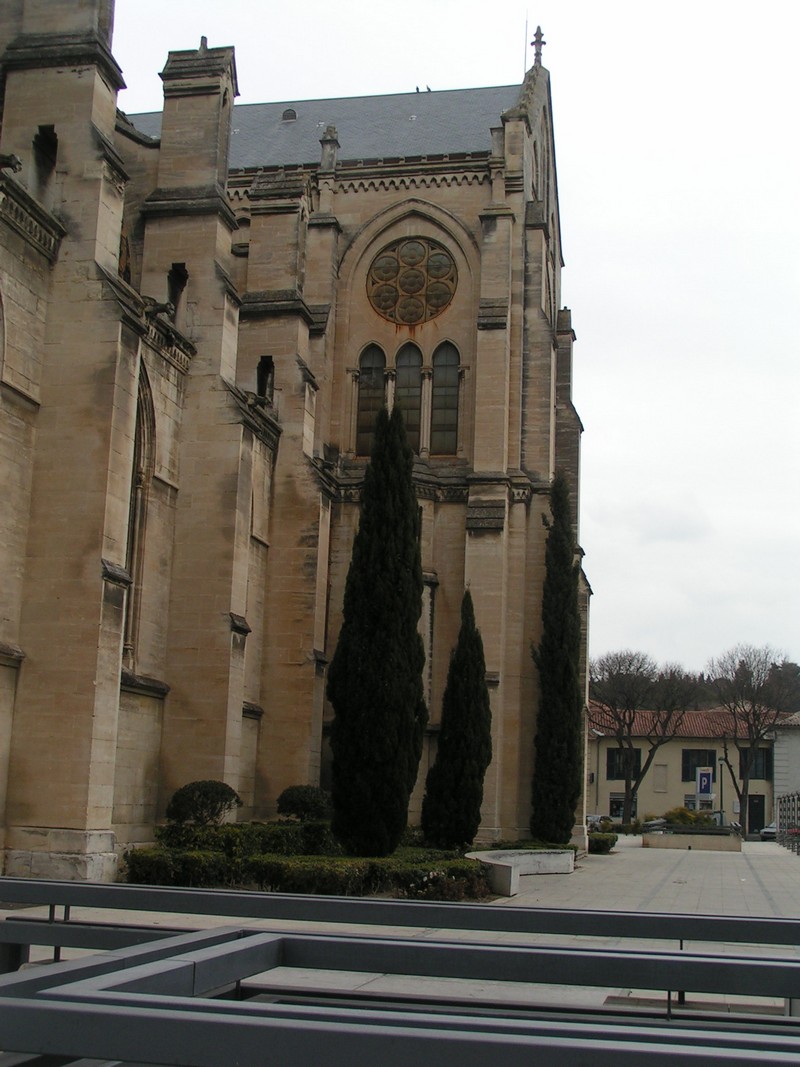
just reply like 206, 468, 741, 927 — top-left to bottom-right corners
367, 238, 457, 325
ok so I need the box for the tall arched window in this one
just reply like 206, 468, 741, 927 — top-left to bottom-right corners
356, 344, 385, 455
431, 342, 459, 454
394, 343, 422, 453
123, 367, 155, 666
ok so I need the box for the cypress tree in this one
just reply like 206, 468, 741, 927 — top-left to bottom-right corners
421, 590, 492, 849
530, 472, 584, 843
326, 406, 427, 856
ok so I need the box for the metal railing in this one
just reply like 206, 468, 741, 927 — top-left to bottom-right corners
2, 878, 800, 1064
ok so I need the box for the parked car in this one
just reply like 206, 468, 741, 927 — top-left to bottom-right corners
760, 822, 777, 841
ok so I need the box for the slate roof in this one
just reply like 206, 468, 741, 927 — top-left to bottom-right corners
126, 84, 522, 171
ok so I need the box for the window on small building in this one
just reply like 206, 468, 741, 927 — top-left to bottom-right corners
681, 749, 717, 783
282, 108, 297, 121
740, 747, 773, 780
431, 342, 459, 454
356, 344, 385, 455
394, 343, 422, 452
606, 747, 642, 780
609, 792, 635, 820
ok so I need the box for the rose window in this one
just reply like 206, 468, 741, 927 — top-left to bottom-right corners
367, 239, 457, 325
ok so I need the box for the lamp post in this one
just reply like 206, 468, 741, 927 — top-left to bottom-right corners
718, 757, 725, 826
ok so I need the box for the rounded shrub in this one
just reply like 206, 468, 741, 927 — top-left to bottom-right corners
276, 785, 331, 821
588, 832, 618, 855
165, 780, 242, 826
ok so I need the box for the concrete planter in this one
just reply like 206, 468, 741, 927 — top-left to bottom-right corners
642, 832, 741, 852
466, 848, 574, 896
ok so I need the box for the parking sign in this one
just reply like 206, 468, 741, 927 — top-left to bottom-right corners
697, 767, 713, 796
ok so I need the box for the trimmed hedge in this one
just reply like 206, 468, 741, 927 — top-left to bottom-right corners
587, 832, 618, 855
155, 820, 341, 858
125, 847, 491, 899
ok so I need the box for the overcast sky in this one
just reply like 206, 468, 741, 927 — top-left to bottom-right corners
111, 0, 800, 672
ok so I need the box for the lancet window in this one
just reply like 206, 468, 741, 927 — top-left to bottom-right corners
354, 341, 461, 458
356, 344, 386, 456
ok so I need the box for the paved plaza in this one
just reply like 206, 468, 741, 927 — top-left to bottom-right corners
3, 837, 800, 1016
502, 836, 800, 918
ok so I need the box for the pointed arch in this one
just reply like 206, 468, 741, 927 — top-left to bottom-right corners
394, 343, 422, 452
431, 342, 460, 455
123, 364, 156, 665
356, 344, 385, 456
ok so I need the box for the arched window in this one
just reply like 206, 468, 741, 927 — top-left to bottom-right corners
431, 342, 459, 454
394, 343, 422, 453
123, 367, 155, 666
356, 344, 385, 455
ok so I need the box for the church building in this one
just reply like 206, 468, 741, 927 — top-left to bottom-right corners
0, 0, 589, 879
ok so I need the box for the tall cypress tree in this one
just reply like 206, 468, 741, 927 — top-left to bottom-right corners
421, 590, 492, 849
327, 406, 427, 856
530, 472, 584, 843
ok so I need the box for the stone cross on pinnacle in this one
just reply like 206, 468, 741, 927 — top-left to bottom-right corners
532, 26, 546, 66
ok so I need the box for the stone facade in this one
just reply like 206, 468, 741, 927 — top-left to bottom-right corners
0, 0, 589, 879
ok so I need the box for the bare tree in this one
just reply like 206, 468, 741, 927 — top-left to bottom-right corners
589, 651, 697, 824
708, 644, 792, 834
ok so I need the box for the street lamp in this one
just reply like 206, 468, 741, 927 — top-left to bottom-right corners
718, 757, 725, 825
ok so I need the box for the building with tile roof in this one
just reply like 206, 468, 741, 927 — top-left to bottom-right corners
587, 706, 777, 831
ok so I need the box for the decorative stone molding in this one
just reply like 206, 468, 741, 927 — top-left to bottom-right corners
224, 381, 281, 452
0, 176, 65, 262
2, 32, 125, 92
101, 559, 132, 587
466, 501, 506, 531
141, 185, 237, 230
120, 669, 170, 698
239, 289, 317, 327
0, 642, 24, 669
477, 298, 509, 330
229, 613, 251, 636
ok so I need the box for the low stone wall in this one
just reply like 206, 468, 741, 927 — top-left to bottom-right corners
466, 848, 574, 896
642, 833, 741, 852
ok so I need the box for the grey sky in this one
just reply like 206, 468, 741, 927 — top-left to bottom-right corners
112, 0, 800, 672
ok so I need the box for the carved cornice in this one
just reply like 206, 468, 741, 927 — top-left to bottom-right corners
141, 184, 236, 230
2, 32, 125, 92
0, 175, 64, 262
120, 669, 170, 698
224, 380, 282, 451
161, 43, 238, 97
239, 288, 317, 327
144, 318, 195, 374
477, 298, 509, 330
96, 264, 197, 375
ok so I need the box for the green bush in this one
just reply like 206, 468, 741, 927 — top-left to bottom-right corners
662, 807, 714, 828
165, 781, 242, 826
276, 785, 331, 821
125, 843, 491, 900
588, 833, 617, 855
156, 820, 340, 858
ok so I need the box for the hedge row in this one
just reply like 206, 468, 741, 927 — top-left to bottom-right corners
155, 820, 341, 857
125, 847, 491, 900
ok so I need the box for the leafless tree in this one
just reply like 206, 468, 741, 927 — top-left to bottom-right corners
589, 651, 697, 824
708, 644, 792, 834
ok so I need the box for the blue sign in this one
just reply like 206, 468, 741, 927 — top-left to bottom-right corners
697, 768, 713, 796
